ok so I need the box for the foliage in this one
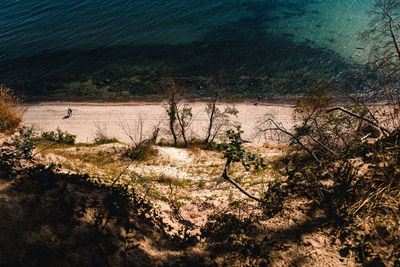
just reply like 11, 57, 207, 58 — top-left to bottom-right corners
262, 82, 384, 165
164, 79, 196, 147
361, 0, 400, 68
0, 85, 24, 133
216, 125, 266, 202
260, 182, 284, 217
94, 136, 119, 145
0, 128, 36, 179
360, 0, 400, 130
93, 124, 119, 144
293, 82, 368, 160
204, 77, 238, 144
41, 128, 76, 145
217, 125, 266, 171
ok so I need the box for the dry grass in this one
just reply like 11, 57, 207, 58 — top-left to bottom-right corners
0, 85, 24, 133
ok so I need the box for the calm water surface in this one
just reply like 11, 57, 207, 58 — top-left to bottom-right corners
0, 0, 377, 98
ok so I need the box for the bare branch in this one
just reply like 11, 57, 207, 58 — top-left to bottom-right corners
327, 107, 391, 136
260, 118, 321, 164
222, 159, 261, 202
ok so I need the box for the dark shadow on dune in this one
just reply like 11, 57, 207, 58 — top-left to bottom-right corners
0, 162, 204, 266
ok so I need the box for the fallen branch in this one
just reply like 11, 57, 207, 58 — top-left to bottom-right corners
32, 143, 56, 157
222, 159, 261, 202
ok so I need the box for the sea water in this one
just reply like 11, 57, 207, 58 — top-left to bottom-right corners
0, 0, 378, 98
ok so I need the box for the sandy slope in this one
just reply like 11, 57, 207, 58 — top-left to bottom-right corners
22, 101, 295, 145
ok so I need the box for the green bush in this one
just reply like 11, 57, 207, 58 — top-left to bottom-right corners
0, 127, 36, 179
94, 137, 119, 145
41, 128, 76, 145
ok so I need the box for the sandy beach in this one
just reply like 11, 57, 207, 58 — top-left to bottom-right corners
22, 101, 295, 145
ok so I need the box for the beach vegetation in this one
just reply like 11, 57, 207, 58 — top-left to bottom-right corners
176, 104, 192, 147
124, 143, 157, 162
204, 94, 238, 145
166, 79, 179, 146
165, 79, 194, 147
0, 85, 24, 133
258, 81, 400, 265
40, 128, 76, 145
94, 136, 120, 145
217, 125, 266, 202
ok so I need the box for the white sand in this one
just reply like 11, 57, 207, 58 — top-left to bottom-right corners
23, 101, 295, 145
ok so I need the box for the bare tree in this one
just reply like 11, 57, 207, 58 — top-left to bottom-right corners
164, 79, 194, 147
176, 103, 193, 147
259, 82, 383, 164
204, 92, 218, 144
205, 102, 238, 144
120, 115, 160, 147
360, 0, 400, 130
166, 79, 179, 146
362, 0, 400, 64
203, 79, 238, 144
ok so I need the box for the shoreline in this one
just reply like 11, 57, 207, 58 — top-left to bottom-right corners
22, 99, 297, 107
22, 95, 390, 107
22, 96, 299, 106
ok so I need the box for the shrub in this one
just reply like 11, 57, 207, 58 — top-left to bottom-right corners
0, 85, 24, 133
93, 124, 119, 145
94, 137, 119, 145
41, 128, 76, 145
216, 125, 266, 202
124, 144, 157, 161
0, 127, 36, 179
260, 183, 284, 217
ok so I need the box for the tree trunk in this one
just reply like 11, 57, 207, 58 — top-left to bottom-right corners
177, 111, 188, 147
168, 95, 178, 146
205, 99, 216, 143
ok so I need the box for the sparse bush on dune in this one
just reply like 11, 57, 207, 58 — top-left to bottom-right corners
0, 85, 24, 133
124, 143, 157, 161
40, 128, 76, 145
0, 127, 36, 179
93, 123, 120, 144
258, 85, 400, 265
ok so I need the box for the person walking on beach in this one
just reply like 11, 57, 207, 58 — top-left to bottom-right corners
63, 108, 72, 119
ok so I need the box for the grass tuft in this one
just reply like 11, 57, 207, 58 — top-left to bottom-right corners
0, 85, 24, 133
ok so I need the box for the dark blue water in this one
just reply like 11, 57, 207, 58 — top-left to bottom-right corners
0, 0, 376, 99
